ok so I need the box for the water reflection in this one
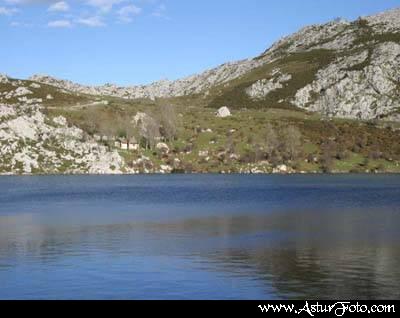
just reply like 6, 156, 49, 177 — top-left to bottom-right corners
1, 208, 400, 299
1, 175, 400, 299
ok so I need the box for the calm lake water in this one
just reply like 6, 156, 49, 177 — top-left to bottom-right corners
0, 174, 400, 300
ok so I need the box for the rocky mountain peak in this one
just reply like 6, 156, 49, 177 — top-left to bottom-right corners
365, 7, 400, 32
21, 7, 400, 123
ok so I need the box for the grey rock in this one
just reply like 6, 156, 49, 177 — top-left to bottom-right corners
246, 69, 292, 100
216, 106, 231, 118
293, 42, 400, 120
0, 74, 10, 84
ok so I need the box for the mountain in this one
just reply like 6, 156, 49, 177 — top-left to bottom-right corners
29, 8, 400, 121
1, 8, 400, 175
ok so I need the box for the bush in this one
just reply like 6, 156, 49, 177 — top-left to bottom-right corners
336, 150, 349, 160
280, 125, 303, 161
355, 18, 369, 28
240, 150, 256, 164
368, 150, 382, 160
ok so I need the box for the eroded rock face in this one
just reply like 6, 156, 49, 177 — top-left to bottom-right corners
7, 115, 39, 140
264, 9, 400, 55
293, 42, 400, 120
30, 83, 41, 89
366, 8, 400, 33
246, 69, 292, 100
0, 101, 123, 175
0, 104, 16, 119
264, 19, 355, 55
14, 87, 33, 97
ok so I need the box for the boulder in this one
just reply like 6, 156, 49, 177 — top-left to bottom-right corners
216, 106, 231, 118
198, 150, 209, 157
160, 165, 172, 173
273, 164, 288, 174
156, 142, 170, 153
30, 83, 41, 89
53, 116, 68, 127
14, 87, 33, 97
0, 74, 10, 84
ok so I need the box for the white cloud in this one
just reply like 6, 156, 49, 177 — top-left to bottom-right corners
4, 0, 55, 4
3, 0, 166, 28
4, 0, 28, 4
10, 21, 34, 27
86, 0, 126, 12
48, 19, 72, 27
0, 6, 18, 15
48, 1, 69, 12
117, 4, 141, 23
77, 16, 105, 27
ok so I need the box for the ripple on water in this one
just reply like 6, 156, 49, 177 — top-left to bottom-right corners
1, 175, 400, 299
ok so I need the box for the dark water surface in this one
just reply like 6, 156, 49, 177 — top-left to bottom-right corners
0, 174, 400, 300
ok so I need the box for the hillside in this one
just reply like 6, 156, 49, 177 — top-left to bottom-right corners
29, 8, 400, 121
1, 8, 400, 175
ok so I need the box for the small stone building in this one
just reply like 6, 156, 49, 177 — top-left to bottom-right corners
115, 137, 139, 151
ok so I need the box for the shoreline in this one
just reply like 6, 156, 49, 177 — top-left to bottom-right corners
1, 171, 400, 177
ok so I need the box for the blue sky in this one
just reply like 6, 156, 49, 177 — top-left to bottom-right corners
0, 0, 399, 85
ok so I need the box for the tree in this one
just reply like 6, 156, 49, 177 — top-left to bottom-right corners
159, 104, 178, 142
281, 125, 303, 161
320, 140, 336, 172
97, 118, 118, 148
355, 17, 369, 28
122, 117, 139, 149
147, 116, 161, 149
264, 123, 279, 159
137, 111, 160, 150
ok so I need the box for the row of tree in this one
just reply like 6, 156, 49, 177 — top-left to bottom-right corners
236, 124, 303, 165
93, 104, 180, 150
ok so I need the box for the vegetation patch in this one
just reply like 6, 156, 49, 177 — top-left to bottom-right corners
207, 50, 336, 110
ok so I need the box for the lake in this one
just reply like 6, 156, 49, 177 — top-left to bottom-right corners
0, 174, 400, 300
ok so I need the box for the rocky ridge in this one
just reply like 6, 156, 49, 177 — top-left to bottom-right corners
27, 8, 400, 122
0, 84, 123, 175
246, 69, 292, 100
29, 56, 270, 100
293, 42, 400, 120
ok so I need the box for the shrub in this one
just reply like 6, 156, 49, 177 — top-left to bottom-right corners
280, 125, 303, 161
